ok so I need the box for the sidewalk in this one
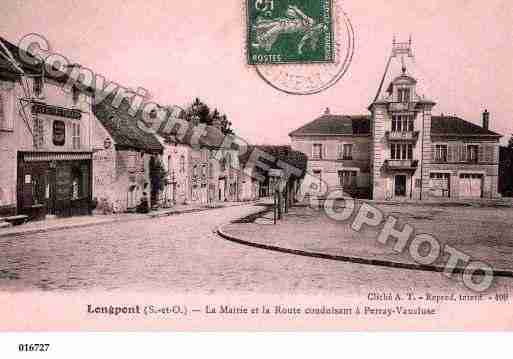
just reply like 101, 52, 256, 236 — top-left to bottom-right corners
0, 200, 259, 239
218, 203, 513, 275
310, 196, 513, 208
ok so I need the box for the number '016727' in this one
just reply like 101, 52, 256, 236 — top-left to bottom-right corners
18, 344, 50, 352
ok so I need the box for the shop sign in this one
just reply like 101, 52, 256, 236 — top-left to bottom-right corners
32, 103, 81, 120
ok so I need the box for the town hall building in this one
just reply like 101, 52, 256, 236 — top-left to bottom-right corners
290, 40, 502, 201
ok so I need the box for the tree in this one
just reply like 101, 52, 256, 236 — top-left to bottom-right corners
508, 134, 513, 149
210, 108, 221, 126
220, 114, 233, 135
183, 98, 235, 135
186, 98, 211, 125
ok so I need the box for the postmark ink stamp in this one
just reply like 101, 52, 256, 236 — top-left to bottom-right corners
247, 0, 334, 65
245, 0, 355, 95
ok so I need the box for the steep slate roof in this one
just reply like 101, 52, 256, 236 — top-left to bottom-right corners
0, 36, 41, 79
431, 116, 501, 137
0, 36, 94, 93
93, 99, 163, 154
290, 113, 501, 138
289, 114, 371, 137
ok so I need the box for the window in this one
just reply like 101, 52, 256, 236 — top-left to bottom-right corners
167, 155, 173, 173
0, 93, 4, 127
392, 115, 414, 132
313, 170, 322, 189
179, 155, 185, 173
72, 123, 81, 149
391, 143, 413, 160
127, 153, 137, 173
33, 77, 43, 98
201, 150, 209, 162
434, 144, 448, 162
467, 145, 478, 163
52, 120, 66, 146
338, 170, 357, 187
72, 87, 80, 105
312, 144, 323, 159
397, 88, 410, 103
192, 165, 198, 178
342, 144, 353, 160
1, 87, 14, 131
201, 164, 207, 178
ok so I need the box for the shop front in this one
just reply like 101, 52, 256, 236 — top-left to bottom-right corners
17, 152, 93, 219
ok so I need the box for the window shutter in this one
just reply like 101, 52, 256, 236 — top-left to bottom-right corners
484, 145, 494, 163
460, 144, 467, 162
478, 145, 484, 163
447, 144, 453, 162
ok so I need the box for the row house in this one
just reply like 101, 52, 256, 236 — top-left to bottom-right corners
158, 116, 246, 207
0, 37, 97, 220
0, 35, 256, 222
290, 39, 502, 201
160, 138, 194, 205
91, 99, 163, 213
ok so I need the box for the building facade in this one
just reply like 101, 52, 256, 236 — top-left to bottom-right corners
290, 40, 502, 201
1, 39, 97, 219
92, 97, 163, 213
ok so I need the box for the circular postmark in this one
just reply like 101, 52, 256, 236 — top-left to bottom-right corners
247, 0, 355, 95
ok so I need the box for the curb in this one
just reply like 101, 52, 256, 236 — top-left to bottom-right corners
0, 201, 260, 239
149, 201, 260, 218
216, 224, 513, 279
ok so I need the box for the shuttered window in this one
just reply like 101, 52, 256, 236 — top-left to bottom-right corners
484, 145, 495, 163
434, 144, 448, 162
312, 144, 323, 159
72, 123, 81, 149
467, 145, 478, 163
435, 143, 496, 163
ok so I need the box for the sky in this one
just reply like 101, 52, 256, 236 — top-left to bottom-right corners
1, 0, 512, 145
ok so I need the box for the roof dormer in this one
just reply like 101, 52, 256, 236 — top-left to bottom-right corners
388, 66, 418, 103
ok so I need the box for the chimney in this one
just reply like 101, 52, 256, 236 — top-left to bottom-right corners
482, 109, 490, 130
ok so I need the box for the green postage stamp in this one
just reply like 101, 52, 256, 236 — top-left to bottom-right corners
247, 0, 334, 64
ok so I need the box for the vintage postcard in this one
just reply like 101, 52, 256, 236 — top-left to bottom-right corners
0, 0, 512, 337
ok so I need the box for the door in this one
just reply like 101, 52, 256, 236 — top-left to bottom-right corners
17, 161, 51, 218
218, 179, 226, 201
459, 174, 483, 198
395, 175, 407, 197
429, 173, 450, 197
